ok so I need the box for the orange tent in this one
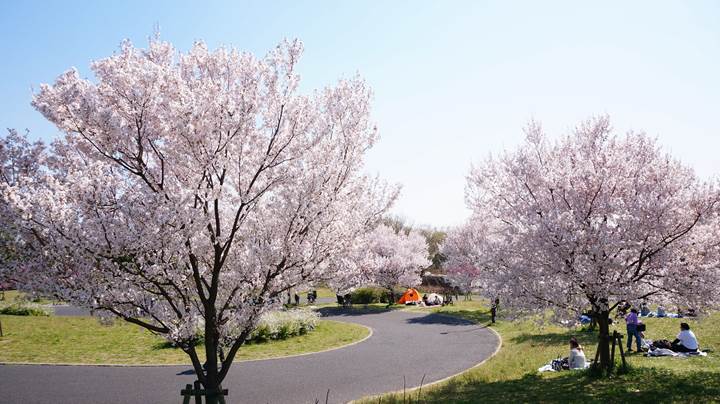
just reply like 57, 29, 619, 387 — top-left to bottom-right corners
398, 288, 422, 304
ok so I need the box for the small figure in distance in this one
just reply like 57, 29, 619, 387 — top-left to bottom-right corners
640, 301, 650, 317
617, 300, 631, 318
491, 298, 499, 324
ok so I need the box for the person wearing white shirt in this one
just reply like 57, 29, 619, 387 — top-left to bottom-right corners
672, 322, 699, 352
568, 338, 587, 369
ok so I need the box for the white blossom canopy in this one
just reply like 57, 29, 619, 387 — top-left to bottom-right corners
6, 38, 398, 356
463, 116, 720, 319
366, 224, 430, 290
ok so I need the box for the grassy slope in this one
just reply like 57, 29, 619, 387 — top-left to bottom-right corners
0, 316, 369, 365
360, 301, 720, 403
314, 287, 337, 299
0, 290, 57, 305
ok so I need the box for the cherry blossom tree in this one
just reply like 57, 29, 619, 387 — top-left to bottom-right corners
365, 224, 430, 302
6, 38, 397, 401
325, 233, 374, 295
443, 220, 510, 302
464, 116, 720, 371
443, 224, 481, 296
0, 129, 47, 289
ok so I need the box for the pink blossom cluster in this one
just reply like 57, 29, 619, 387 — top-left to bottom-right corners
326, 224, 430, 294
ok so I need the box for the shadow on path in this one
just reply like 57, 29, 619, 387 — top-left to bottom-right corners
405, 313, 476, 326
316, 306, 397, 317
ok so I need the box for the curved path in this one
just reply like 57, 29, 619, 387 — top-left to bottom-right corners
0, 308, 499, 404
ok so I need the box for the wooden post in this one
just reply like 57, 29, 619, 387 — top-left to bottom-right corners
610, 332, 617, 372
0, 319, 3, 337
181, 381, 229, 403
616, 332, 627, 369
181, 384, 192, 404
593, 341, 601, 365
193, 381, 202, 404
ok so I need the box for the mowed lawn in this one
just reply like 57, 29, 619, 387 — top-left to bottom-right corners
0, 315, 369, 365
0, 290, 58, 306
363, 301, 720, 403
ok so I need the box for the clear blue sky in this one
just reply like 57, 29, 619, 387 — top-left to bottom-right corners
2, 1, 719, 228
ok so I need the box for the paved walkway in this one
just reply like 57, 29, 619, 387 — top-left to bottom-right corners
0, 308, 499, 404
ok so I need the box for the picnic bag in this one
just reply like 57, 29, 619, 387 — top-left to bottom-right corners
652, 339, 672, 350
551, 357, 570, 371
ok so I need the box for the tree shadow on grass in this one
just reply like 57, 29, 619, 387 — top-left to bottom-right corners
407, 368, 720, 403
153, 341, 176, 350
511, 330, 598, 347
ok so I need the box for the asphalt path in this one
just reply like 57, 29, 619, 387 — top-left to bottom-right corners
0, 308, 499, 404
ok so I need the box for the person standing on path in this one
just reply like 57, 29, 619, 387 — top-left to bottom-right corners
491, 298, 499, 324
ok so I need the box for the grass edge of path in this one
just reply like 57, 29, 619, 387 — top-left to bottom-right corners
351, 316, 503, 404
0, 317, 371, 366
354, 301, 720, 403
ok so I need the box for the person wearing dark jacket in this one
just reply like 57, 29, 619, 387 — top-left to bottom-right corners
490, 298, 499, 324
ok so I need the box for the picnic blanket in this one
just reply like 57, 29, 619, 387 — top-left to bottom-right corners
646, 348, 708, 358
641, 312, 681, 318
538, 360, 591, 372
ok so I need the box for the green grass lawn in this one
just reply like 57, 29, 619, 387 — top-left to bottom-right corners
0, 315, 369, 365
314, 287, 337, 299
361, 301, 720, 403
0, 290, 59, 306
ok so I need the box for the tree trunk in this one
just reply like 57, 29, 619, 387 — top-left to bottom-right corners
596, 309, 611, 372
388, 289, 395, 306
204, 309, 221, 404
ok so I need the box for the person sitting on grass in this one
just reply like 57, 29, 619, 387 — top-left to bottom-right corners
671, 322, 699, 353
640, 301, 650, 317
568, 337, 586, 369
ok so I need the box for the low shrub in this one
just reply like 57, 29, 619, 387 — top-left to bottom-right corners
0, 304, 50, 316
156, 309, 319, 348
348, 287, 406, 304
351, 287, 385, 304
381, 288, 408, 304
246, 309, 319, 343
